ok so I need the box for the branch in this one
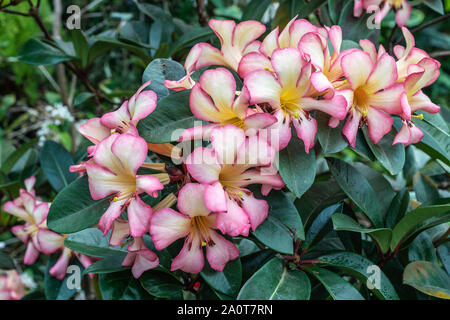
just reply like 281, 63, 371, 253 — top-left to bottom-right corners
410, 12, 450, 35
195, 0, 209, 27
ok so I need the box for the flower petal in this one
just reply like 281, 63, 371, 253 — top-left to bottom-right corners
241, 193, 268, 231
178, 183, 210, 217
204, 182, 227, 213
24, 242, 39, 265
136, 175, 164, 196
49, 248, 71, 280
78, 118, 110, 144
171, 235, 205, 274
189, 84, 223, 122
211, 125, 245, 165
292, 114, 317, 153
341, 50, 373, 89
127, 196, 152, 237
186, 147, 221, 184
150, 208, 190, 250
366, 107, 394, 144
365, 53, 398, 93
98, 199, 126, 235
100, 101, 131, 130
199, 68, 236, 111
110, 219, 130, 246
216, 198, 250, 237
111, 133, 148, 175
271, 48, 304, 90
233, 21, 265, 52
36, 229, 64, 254
342, 109, 363, 148
244, 70, 282, 108
206, 231, 239, 271
238, 52, 271, 78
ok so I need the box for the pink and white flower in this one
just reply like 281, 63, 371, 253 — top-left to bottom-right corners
4, 180, 64, 265
85, 133, 168, 237
150, 183, 239, 274
340, 49, 404, 146
165, 19, 265, 91
180, 68, 276, 141
243, 47, 347, 151
185, 125, 284, 237
0, 271, 25, 300
393, 58, 441, 145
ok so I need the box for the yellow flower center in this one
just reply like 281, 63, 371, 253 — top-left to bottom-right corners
190, 216, 214, 246
353, 87, 370, 117
388, 0, 403, 9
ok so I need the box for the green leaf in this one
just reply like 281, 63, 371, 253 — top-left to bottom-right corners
326, 157, 383, 228
306, 267, 365, 300
99, 271, 151, 300
437, 243, 450, 275
47, 176, 110, 234
253, 190, 304, 254
413, 117, 450, 166
408, 231, 438, 264
140, 271, 184, 299
17, 39, 75, 66
385, 189, 410, 229
294, 0, 327, 19
332, 214, 392, 254
40, 141, 77, 192
403, 261, 450, 299
201, 258, 242, 298
83, 254, 129, 275
141, 59, 186, 100
363, 127, 405, 175
423, 0, 444, 15
390, 204, 450, 251
317, 113, 348, 154
295, 181, 346, 227
238, 258, 311, 300
87, 37, 149, 65
241, 0, 272, 20
44, 253, 82, 300
278, 131, 316, 198
304, 203, 342, 251
413, 172, 440, 205
64, 228, 127, 258
318, 252, 399, 300
0, 251, 14, 269
73, 92, 94, 107
70, 29, 89, 67
168, 27, 213, 56
1, 139, 36, 175
137, 90, 202, 143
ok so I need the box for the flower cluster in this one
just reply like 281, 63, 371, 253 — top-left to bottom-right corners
69, 17, 441, 278
2, 177, 93, 280
0, 270, 24, 300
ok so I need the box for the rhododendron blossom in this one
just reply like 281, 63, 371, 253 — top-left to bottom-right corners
165, 19, 265, 91
180, 68, 276, 141
243, 47, 347, 151
185, 125, 284, 236
150, 183, 239, 274
340, 49, 403, 146
85, 133, 169, 237
3, 177, 63, 264
122, 237, 159, 278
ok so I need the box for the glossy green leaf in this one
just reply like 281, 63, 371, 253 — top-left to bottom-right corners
326, 157, 383, 228
408, 231, 439, 264
1, 139, 36, 175
140, 271, 184, 299
332, 214, 392, 254
385, 189, 410, 229
413, 117, 450, 166
141, 59, 186, 100
47, 176, 110, 234
319, 252, 399, 300
294, 0, 328, 19
241, 0, 272, 20
83, 254, 129, 275
437, 243, 450, 275
423, 0, 444, 14
201, 259, 242, 298
18, 39, 75, 66
99, 271, 151, 300
70, 29, 89, 67
363, 128, 405, 175
390, 204, 450, 251
295, 181, 346, 227
168, 27, 213, 56
137, 90, 203, 143
317, 113, 348, 154
306, 267, 365, 300
40, 141, 77, 192
403, 261, 450, 299
87, 37, 149, 65
252, 190, 304, 254
278, 131, 316, 198
64, 228, 127, 258
413, 172, 440, 205
304, 204, 342, 251
238, 258, 311, 300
